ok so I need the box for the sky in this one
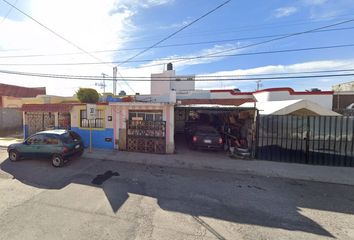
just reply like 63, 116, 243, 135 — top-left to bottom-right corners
0, 0, 354, 96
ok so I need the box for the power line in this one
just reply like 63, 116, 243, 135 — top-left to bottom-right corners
1, 68, 354, 81
1, 0, 133, 93
1, 26, 353, 59
2, 43, 353, 66
144, 17, 354, 69
119, 14, 354, 43
0, 0, 18, 25
2, 67, 353, 79
115, 0, 232, 67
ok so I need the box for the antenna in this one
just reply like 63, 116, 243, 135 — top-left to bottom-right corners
113, 67, 117, 95
256, 80, 262, 91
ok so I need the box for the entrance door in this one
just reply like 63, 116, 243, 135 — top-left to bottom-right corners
126, 120, 166, 153
58, 113, 71, 129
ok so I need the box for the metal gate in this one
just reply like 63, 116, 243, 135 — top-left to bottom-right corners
58, 113, 71, 129
25, 112, 55, 136
126, 120, 166, 154
256, 115, 354, 167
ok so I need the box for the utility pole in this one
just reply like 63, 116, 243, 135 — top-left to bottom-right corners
113, 67, 117, 95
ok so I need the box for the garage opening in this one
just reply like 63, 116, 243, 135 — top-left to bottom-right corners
174, 105, 257, 158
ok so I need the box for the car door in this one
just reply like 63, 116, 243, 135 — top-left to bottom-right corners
21, 134, 45, 158
42, 134, 62, 157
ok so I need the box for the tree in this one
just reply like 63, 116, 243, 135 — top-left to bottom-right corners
76, 88, 99, 103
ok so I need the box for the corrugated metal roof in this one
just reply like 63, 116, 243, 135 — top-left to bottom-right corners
175, 104, 256, 110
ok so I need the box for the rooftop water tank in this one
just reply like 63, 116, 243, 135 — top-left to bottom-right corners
167, 62, 173, 71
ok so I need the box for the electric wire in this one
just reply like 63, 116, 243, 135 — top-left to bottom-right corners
138, 18, 354, 69
1, 43, 353, 66
0, 26, 353, 59
0, 0, 18, 25
1, 69, 354, 82
1, 0, 133, 93
115, 0, 232, 67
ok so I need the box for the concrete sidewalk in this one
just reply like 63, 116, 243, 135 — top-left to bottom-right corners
1, 136, 353, 186
83, 148, 354, 186
0, 137, 23, 148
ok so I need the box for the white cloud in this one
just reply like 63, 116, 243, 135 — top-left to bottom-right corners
274, 6, 298, 18
159, 17, 192, 29
196, 59, 354, 90
301, 0, 328, 5
111, 0, 173, 13
0, 0, 173, 96
108, 43, 244, 94
137, 43, 242, 71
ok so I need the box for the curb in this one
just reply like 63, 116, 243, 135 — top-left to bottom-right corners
0, 171, 13, 180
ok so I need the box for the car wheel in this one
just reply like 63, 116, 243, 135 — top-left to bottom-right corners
9, 150, 20, 162
52, 154, 64, 167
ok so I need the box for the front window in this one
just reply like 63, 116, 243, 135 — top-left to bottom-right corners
43, 135, 60, 145
128, 111, 163, 121
27, 135, 43, 145
80, 109, 104, 128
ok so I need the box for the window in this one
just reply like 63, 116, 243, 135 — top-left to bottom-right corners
43, 135, 59, 145
80, 109, 104, 128
61, 131, 82, 143
128, 111, 163, 121
27, 135, 43, 145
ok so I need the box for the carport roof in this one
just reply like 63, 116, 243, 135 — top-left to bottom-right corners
240, 100, 340, 116
175, 104, 256, 110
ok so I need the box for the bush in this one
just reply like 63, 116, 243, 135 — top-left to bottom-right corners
76, 88, 99, 103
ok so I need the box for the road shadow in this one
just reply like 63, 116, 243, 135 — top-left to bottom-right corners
2, 155, 354, 238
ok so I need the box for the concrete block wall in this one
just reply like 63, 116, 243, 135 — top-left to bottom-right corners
0, 108, 23, 137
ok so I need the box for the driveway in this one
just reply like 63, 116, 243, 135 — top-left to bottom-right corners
0, 148, 354, 240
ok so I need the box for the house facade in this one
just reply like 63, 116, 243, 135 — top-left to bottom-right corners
20, 101, 175, 154
70, 103, 114, 149
0, 83, 46, 136
110, 102, 175, 154
22, 103, 75, 138
0, 83, 46, 108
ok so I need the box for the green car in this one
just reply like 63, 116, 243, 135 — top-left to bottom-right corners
7, 129, 84, 167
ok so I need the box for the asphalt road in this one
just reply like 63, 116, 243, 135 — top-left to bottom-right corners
0, 148, 354, 240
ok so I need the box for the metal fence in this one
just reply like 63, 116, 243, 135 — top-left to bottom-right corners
256, 115, 354, 167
